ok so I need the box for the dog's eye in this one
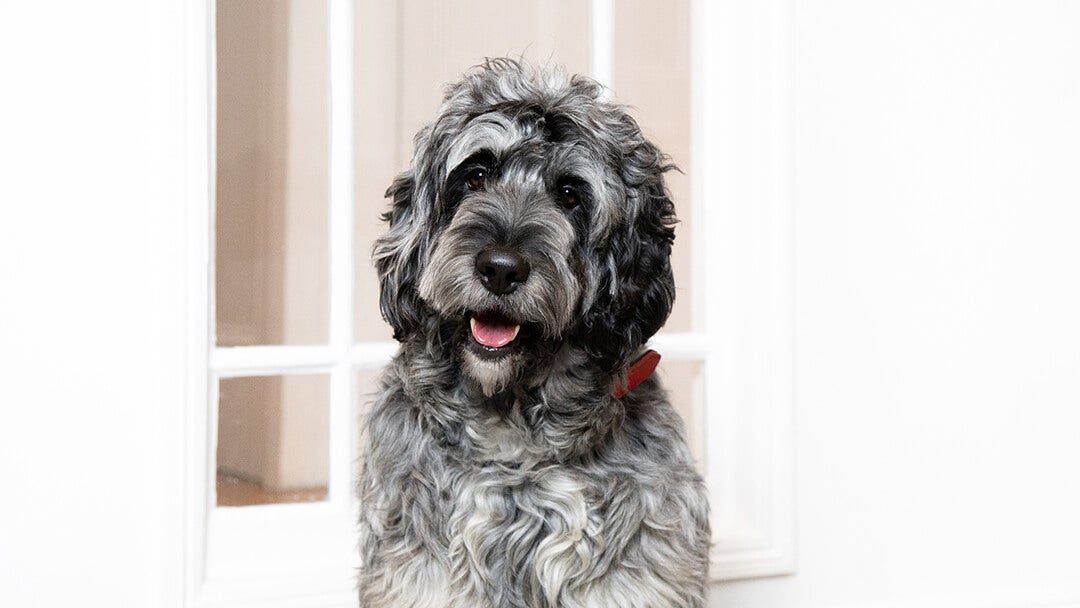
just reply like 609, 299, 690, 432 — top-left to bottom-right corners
556, 184, 580, 209
466, 168, 487, 191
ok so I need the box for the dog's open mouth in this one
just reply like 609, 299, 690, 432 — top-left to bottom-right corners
469, 311, 522, 357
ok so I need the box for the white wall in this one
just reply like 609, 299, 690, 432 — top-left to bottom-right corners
711, 2, 1080, 606
0, 1, 189, 606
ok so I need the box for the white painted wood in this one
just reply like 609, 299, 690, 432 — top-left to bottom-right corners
182, 0, 215, 605
203, 503, 356, 594
589, 0, 614, 89
824, 591, 1080, 608
328, 0, 355, 355
210, 342, 398, 376
0, 0, 209, 605
692, 0, 796, 582
212, 345, 340, 375
649, 332, 713, 360
710, 0, 1080, 605
326, 0, 356, 509
350, 341, 399, 368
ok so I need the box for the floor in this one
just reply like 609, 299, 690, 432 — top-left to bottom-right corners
216, 472, 328, 506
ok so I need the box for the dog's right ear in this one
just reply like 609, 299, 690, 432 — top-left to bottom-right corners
373, 170, 429, 341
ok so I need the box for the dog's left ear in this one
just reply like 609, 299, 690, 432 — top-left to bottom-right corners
373, 171, 425, 340
578, 135, 677, 375
373, 109, 461, 341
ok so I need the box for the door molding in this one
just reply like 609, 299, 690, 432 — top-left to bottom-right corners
692, 0, 797, 581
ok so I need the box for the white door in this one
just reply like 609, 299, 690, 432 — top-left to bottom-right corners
202, 0, 794, 603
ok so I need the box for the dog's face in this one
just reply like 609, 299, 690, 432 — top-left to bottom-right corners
375, 60, 676, 395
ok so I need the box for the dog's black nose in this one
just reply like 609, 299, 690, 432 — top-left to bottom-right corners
475, 246, 530, 295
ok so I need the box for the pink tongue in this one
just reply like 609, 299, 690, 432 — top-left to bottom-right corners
472, 316, 519, 348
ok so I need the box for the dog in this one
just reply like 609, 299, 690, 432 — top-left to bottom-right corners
357, 59, 710, 608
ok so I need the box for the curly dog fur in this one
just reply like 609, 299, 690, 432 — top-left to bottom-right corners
357, 59, 710, 607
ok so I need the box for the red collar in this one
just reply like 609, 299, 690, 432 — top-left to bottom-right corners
612, 350, 661, 398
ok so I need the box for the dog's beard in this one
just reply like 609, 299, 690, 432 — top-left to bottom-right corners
453, 312, 551, 396
457, 310, 518, 396
462, 347, 520, 397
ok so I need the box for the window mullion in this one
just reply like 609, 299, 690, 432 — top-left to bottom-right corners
211, 344, 338, 377
327, 0, 356, 508
589, 0, 615, 89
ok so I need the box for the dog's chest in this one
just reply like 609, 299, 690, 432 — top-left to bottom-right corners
444, 459, 599, 606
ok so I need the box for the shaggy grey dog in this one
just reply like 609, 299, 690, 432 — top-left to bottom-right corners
358, 59, 709, 608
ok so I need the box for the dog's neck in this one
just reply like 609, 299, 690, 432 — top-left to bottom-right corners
393, 333, 655, 462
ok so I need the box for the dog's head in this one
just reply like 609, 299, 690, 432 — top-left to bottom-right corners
374, 59, 676, 396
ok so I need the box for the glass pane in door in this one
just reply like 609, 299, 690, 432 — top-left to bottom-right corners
216, 0, 330, 346
217, 374, 330, 506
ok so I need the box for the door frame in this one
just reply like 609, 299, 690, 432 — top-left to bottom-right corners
172, 0, 797, 604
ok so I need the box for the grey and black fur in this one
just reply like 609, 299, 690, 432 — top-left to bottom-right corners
358, 59, 710, 608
